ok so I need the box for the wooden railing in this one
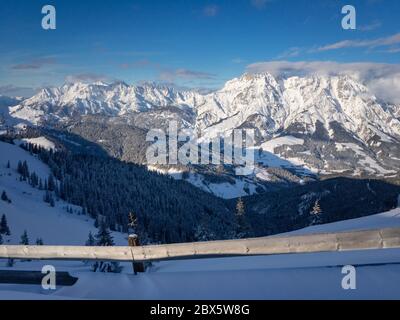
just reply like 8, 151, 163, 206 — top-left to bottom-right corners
0, 228, 399, 263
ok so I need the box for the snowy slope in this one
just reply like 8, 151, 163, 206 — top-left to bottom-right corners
0, 208, 399, 299
0, 140, 126, 246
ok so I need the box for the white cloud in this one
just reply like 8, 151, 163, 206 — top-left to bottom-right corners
159, 69, 216, 82
65, 73, 110, 83
0, 85, 37, 98
358, 20, 382, 32
277, 47, 302, 59
317, 32, 400, 51
246, 60, 400, 103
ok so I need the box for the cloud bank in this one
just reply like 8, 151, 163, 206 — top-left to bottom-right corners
246, 60, 400, 103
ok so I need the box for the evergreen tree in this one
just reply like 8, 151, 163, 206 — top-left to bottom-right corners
0, 233, 3, 245
1, 191, 10, 203
86, 232, 95, 246
48, 174, 56, 192
18, 161, 30, 181
20, 230, 29, 245
92, 224, 121, 273
17, 161, 23, 175
128, 212, 138, 234
310, 200, 323, 225
236, 198, 245, 216
235, 197, 251, 238
0, 214, 10, 236
95, 223, 114, 246
44, 191, 55, 207
36, 238, 44, 245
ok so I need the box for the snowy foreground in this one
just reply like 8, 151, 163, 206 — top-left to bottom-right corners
0, 140, 400, 299
0, 211, 399, 300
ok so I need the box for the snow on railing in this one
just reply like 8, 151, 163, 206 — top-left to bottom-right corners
0, 228, 399, 263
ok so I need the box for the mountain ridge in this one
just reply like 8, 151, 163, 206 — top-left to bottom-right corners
3, 72, 400, 184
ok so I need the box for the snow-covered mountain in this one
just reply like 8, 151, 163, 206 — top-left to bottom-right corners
5, 73, 400, 179
198, 73, 400, 141
197, 73, 400, 176
9, 73, 400, 140
9, 81, 203, 125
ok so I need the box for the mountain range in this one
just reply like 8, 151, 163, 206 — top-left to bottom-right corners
2, 72, 400, 197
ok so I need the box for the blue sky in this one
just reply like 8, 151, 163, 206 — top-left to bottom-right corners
0, 0, 399, 96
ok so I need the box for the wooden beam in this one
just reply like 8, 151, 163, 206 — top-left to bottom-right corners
0, 228, 399, 262
128, 234, 145, 274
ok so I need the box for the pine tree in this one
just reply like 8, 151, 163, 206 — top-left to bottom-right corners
18, 161, 30, 181
95, 223, 114, 246
310, 200, 323, 225
0, 214, 10, 236
44, 191, 55, 207
0, 233, 3, 245
86, 232, 95, 246
36, 238, 44, 245
1, 191, 10, 203
20, 230, 29, 245
236, 198, 245, 217
92, 224, 121, 273
235, 198, 251, 238
128, 212, 138, 234
17, 161, 23, 175
48, 174, 56, 192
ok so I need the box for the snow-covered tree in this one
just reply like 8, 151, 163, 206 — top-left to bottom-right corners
234, 198, 251, 238
310, 200, 323, 225
236, 198, 245, 217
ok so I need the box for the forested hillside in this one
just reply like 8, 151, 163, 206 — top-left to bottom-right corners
20, 142, 235, 244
